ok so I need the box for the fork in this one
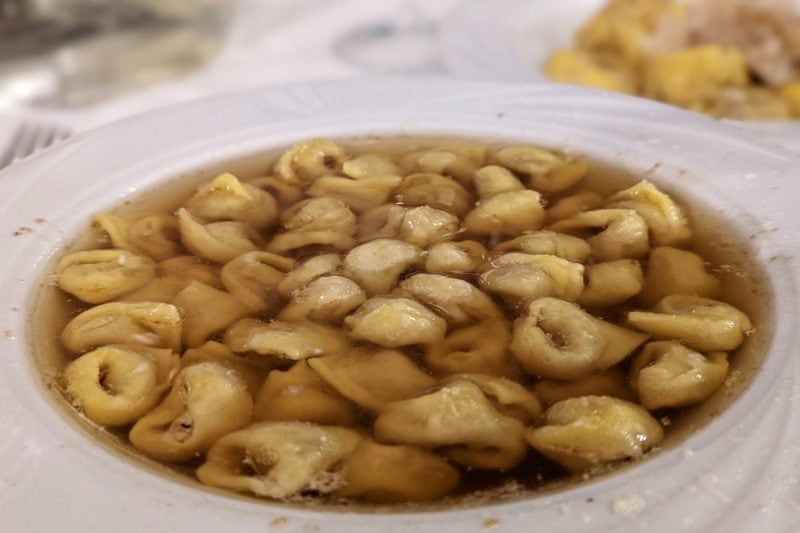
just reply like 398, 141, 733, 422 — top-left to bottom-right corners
0, 122, 70, 170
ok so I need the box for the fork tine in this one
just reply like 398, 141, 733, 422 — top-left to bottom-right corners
0, 122, 71, 170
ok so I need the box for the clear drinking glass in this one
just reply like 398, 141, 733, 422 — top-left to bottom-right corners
0, 0, 237, 107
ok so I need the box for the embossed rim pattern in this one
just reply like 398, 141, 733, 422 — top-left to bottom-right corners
439, 0, 800, 152
0, 79, 799, 532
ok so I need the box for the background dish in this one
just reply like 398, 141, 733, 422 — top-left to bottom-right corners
439, 0, 800, 152
1, 79, 800, 532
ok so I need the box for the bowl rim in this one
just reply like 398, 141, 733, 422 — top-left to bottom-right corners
1, 78, 800, 532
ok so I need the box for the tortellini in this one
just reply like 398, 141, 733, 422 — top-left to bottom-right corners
342, 239, 420, 295
525, 396, 664, 472
631, 341, 729, 410
424, 240, 487, 275
64, 344, 179, 426
53, 138, 756, 504
464, 190, 545, 236
549, 208, 650, 261
173, 281, 251, 348
276, 138, 347, 187
510, 298, 648, 379
308, 348, 436, 411
56, 249, 156, 303
197, 422, 361, 498
185, 172, 278, 231
374, 379, 529, 470
130, 362, 253, 462
605, 181, 691, 246
253, 361, 356, 426
279, 275, 366, 323
94, 213, 181, 261
493, 231, 591, 263
627, 295, 752, 352
397, 273, 502, 325
492, 146, 588, 193
638, 246, 720, 305
479, 253, 585, 304
62, 301, 183, 353
393, 173, 473, 217
425, 319, 520, 378
225, 318, 350, 360
177, 208, 259, 264
345, 297, 447, 347
220, 251, 295, 312
334, 439, 460, 503
578, 259, 644, 307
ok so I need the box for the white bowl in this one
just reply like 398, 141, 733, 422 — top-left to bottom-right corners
2, 79, 800, 532
439, 0, 800, 153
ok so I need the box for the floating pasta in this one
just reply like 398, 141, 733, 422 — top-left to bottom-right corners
277, 253, 342, 297
479, 253, 585, 304
342, 239, 421, 295
94, 213, 182, 261
638, 246, 720, 305
492, 146, 588, 193
463, 190, 545, 236
397, 273, 502, 325
62, 301, 183, 353
253, 361, 356, 426
279, 275, 366, 323
627, 295, 752, 351
177, 208, 259, 264
159, 255, 222, 288
275, 138, 347, 186
510, 297, 648, 380
400, 142, 487, 184
307, 176, 402, 212
525, 395, 663, 472
531, 369, 636, 407
308, 348, 436, 411
63, 344, 179, 426
220, 251, 295, 312
355, 204, 407, 242
56, 249, 156, 304
424, 319, 520, 378
544, 191, 604, 223
444, 373, 542, 424
185, 172, 278, 231
334, 439, 460, 503
345, 296, 447, 347
578, 259, 644, 307
247, 176, 304, 207
173, 281, 251, 348
129, 362, 253, 462
472, 165, 525, 199
424, 240, 487, 275
280, 197, 357, 234
224, 318, 350, 360
393, 173, 473, 217
631, 341, 729, 410
493, 231, 592, 263
396, 206, 460, 247
374, 379, 529, 470
342, 154, 401, 179
606, 181, 692, 246
197, 421, 362, 498
181, 341, 269, 396
549, 208, 650, 261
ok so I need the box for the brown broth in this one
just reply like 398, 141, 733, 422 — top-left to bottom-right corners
29, 137, 771, 511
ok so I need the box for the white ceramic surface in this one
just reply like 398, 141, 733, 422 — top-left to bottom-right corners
439, 0, 800, 152
1, 79, 800, 532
